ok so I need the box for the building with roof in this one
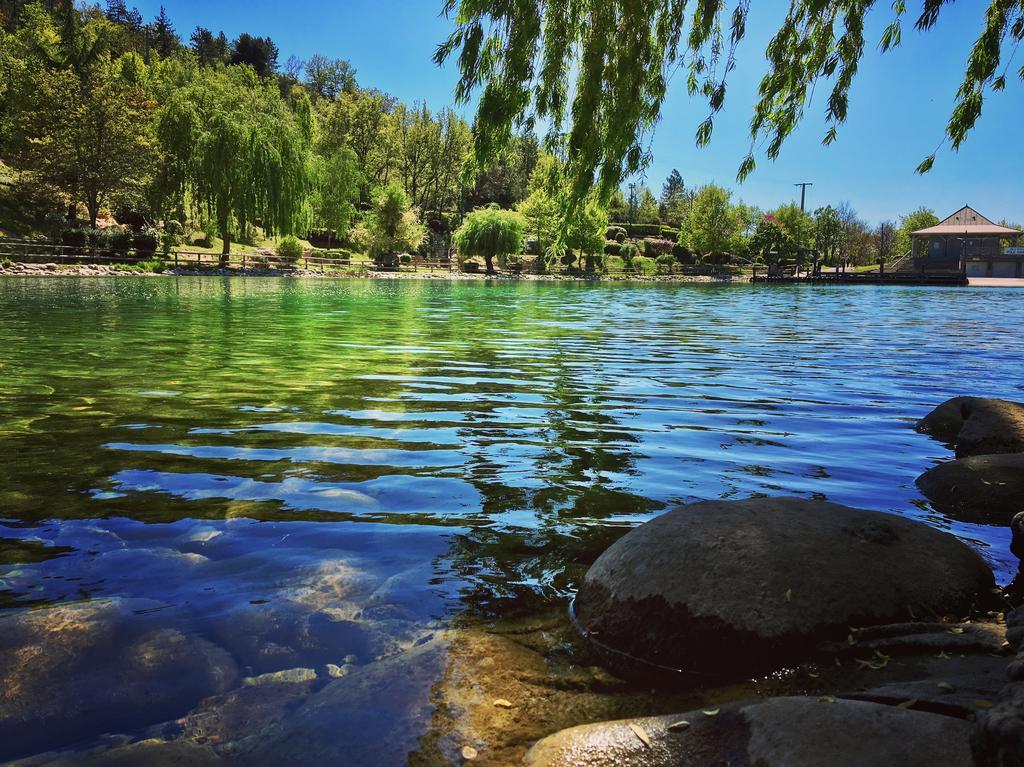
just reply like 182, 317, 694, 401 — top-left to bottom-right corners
910, 206, 1023, 278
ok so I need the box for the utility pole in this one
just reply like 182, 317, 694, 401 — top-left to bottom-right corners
794, 182, 813, 213
794, 182, 813, 275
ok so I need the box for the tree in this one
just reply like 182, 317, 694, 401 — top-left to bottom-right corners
359, 182, 425, 264
453, 206, 526, 273
318, 88, 395, 202
304, 53, 357, 100
813, 205, 845, 265
679, 184, 738, 256
607, 188, 628, 223
563, 201, 607, 271
12, 56, 155, 228
148, 5, 178, 58
310, 146, 360, 246
660, 168, 687, 226
154, 66, 312, 262
749, 215, 795, 263
773, 203, 815, 260
231, 33, 277, 77
190, 26, 227, 67
104, 0, 142, 30
438, 2, 1023, 208
637, 188, 660, 224
517, 188, 559, 258
466, 131, 539, 210
894, 207, 940, 257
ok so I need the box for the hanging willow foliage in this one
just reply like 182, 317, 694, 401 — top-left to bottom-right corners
437, 0, 1024, 207
155, 66, 312, 260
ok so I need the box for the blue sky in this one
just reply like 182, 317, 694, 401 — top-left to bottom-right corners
132, 0, 1023, 225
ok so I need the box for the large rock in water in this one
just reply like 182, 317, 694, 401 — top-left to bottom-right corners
574, 498, 993, 681
917, 396, 1024, 457
917, 453, 1024, 521
525, 697, 973, 767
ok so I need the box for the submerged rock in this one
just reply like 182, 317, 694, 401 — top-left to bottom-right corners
574, 497, 993, 682
917, 453, 1024, 521
17, 739, 223, 766
0, 600, 238, 762
235, 636, 449, 765
525, 697, 973, 767
917, 397, 1024, 457
242, 667, 318, 687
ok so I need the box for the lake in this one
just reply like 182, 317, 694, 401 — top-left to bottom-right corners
0, 276, 1020, 763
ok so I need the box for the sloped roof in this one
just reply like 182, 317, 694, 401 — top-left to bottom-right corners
912, 205, 1022, 237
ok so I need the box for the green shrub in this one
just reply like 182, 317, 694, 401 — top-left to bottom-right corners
626, 223, 662, 239
110, 228, 134, 252
461, 260, 480, 273
606, 226, 627, 242
703, 252, 733, 266
656, 253, 675, 273
88, 228, 115, 254
134, 228, 159, 256
559, 253, 576, 267
61, 229, 89, 249
277, 235, 304, 261
109, 260, 165, 273
672, 243, 694, 264
161, 220, 183, 255
604, 241, 621, 256
642, 238, 675, 256
630, 255, 656, 274
399, 253, 412, 265
661, 227, 680, 240
374, 252, 400, 269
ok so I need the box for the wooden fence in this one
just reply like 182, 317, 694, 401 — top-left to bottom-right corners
0, 240, 455, 274
0, 239, 743, 279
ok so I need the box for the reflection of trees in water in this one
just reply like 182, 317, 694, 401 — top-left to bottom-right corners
443, 327, 663, 620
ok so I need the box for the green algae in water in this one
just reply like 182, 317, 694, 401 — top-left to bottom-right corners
0, 276, 1022, 762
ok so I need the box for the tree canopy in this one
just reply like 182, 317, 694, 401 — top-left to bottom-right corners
679, 184, 740, 256
155, 66, 312, 260
453, 205, 526, 272
438, 1, 1024, 209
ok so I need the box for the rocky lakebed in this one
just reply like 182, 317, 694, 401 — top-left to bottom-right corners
3, 395, 1024, 766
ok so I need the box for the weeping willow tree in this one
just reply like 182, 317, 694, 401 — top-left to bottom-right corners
437, 1, 1024, 209
155, 65, 312, 263
453, 205, 526, 272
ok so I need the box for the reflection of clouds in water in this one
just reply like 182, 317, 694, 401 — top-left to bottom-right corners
108, 470, 481, 517
104, 442, 465, 468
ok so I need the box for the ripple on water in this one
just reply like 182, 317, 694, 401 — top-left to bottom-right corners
0, 278, 1022, 759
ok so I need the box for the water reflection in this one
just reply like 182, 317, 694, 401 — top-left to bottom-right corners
0, 277, 1022, 761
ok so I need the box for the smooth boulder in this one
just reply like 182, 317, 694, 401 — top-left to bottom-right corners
916, 453, 1024, 521
917, 397, 1024, 457
525, 697, 973, 767
574, 497, 993, 681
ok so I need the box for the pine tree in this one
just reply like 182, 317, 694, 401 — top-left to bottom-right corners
150, 6, 178, 58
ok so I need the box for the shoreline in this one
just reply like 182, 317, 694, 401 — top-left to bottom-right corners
0, 260, 742, 284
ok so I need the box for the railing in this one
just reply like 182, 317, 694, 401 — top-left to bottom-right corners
886, 251, 914, 273
0, 239, 744, 279
0, 240, 457, 274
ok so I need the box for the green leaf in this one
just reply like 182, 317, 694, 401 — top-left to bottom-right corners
915, 154, 936, 174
